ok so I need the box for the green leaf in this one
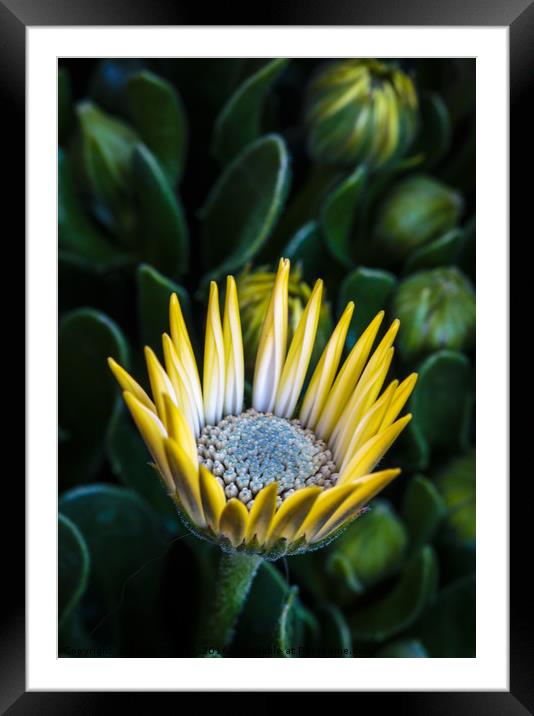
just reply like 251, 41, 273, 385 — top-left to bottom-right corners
136, 263, 193, 351
316, 604, 353, 657
231, 562, 313, 657
411, 350, 473, 453
321, 165, 367, 268
403, 228, 464, 274
337, 266, 397, 349
412, 93, 452, 169
349, 546, 438, 643
402, 475, 447, 551
74, 101, 139, 236
283, 221, 326, 282
107, 405, 181, 537
277, 586, 300, 655
268, 164, 341, 258
410, 576, 475, 657
59, 309, 128, 483
126, 71, 187, 184
58, 513, 90, 626
325, 553, 364, 597
200, 134, 290, 285
392, 419, 430, 473
58, 150, 129, 266
59, 484, 168, 655
212, 59, 288, 164
327, 500, 408, 597
434, 451, 476, 544
58, 68, 74, 145
132, 143, 189, 278
376, 638, 428, 658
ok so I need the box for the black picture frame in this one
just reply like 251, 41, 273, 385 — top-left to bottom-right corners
4, 0, 522, 709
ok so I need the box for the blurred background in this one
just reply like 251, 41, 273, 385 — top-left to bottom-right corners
58, 58, 475, 658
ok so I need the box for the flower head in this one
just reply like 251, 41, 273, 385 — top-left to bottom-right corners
305, 59, 418, 169
108, 259, 416, 559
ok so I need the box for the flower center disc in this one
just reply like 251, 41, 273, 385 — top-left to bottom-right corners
197, 408, 339, 510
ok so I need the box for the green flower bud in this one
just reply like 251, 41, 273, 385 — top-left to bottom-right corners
393, 267, 476, 362
374, 175, 463, 260
305, 59, 418, 168
325, 500, 408, 600
74, 101, 139, 234
434, 451, 475, 544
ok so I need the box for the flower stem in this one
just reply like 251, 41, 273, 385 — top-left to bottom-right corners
200, 551, 262, 654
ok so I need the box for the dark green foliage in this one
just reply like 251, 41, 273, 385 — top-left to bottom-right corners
58, 58, 475, 659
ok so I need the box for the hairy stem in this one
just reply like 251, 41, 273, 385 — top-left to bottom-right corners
199, 551, 262, 655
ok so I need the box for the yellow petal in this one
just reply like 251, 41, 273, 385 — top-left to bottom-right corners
299, 301, 354, 429
360, 319, 400, 378
164, 437, 205, 527
297, 483, 356, 542
274, 279, 323, 418
123, 391, 173, 492
169, 292, 204, 427
339, 380, 398, 472
223, 276, 245, 416
199, 465, 226, 532
144, 346, 178, 422
219, 498, 249, 547
266, 487, 322, 547
108, 358, 156, 413
162, 333, 202, 437
163, 394, 198, 469
252, 258, 290, 413
313, 469, 401, 542
245, 482, 278, 545
315, 311, 385, 440
203, 282, 226, 425
331, 347, 394, 464
381, 373, 418, 430
338, 414, 412, 485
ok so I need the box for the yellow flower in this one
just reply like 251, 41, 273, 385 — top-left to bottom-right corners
108, 258, 416, 559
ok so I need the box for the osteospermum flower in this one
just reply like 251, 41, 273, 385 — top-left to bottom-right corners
108, 258, 416, 560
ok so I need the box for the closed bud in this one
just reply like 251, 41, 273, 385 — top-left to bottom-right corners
305, 59, 418, 168
374, 175, 463, 260
393, 267, 476, 362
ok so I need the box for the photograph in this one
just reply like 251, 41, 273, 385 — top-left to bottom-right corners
57, 56, 477, 660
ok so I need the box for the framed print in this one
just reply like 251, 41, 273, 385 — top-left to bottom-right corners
2, 0, 524, 708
